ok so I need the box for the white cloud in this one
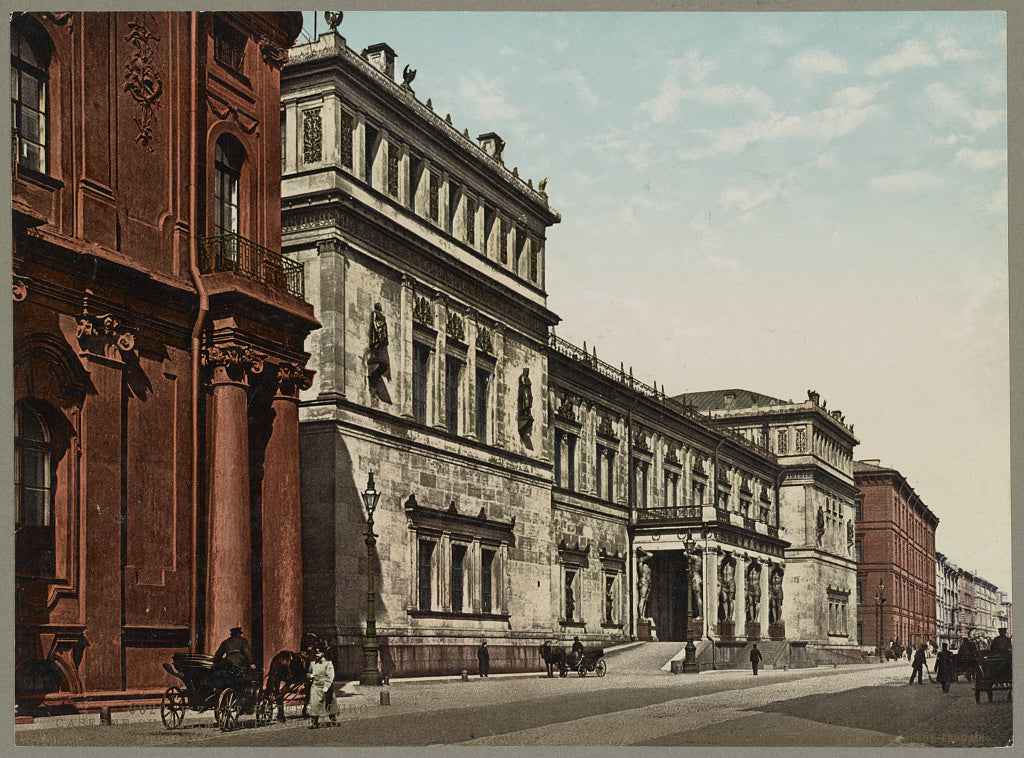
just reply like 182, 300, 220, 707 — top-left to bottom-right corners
867, 171, 944, 192
936, 32, 982, 62
866, 40, 938, 75
719, 179, 785, 212
816, 150, 838, 168
926, 82, 1005, 131
789, 48, 847, 76
454, 72, 521, 121
542, 68, 603, 107
955, 147, 1007, 170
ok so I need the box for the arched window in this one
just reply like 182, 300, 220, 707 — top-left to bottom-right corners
15, 399, 56, 576
214, 134, 245, 237
11, 18, 52, 172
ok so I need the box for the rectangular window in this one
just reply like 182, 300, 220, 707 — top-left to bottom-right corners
692, 481, 706, 504
857, 581, 863, 605
409, 154, 423, 212
412, 342, 431, 425
777, 429, 788, 454
529, 239, 540, 282
855, 539, 862, 562
445, 356, 462, 434
481, 549, 495, 614
637, 462, 649, 509
499, 219, 509, 264
386, 141, 400, 197
465, 196, 478, 247
339, 111, 353, 169
448, 183, 462, 236
214, 20, 246, 72
428, 172, 440, 223
418, 539, 435, 609
514, 231, 526, 276
451, 544, 466, 612
364, 123, 379, 186
484, 207, 497, 258
475, 368, 490, 442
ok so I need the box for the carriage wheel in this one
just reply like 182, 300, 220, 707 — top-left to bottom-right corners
255, 696, 274, 727
160, 686, 186, 729
576, 661, 587, 677
217, 688, 240, 732
595, 659, 607, 677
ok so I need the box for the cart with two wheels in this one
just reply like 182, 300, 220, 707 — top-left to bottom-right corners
975, 651, 1012, 703
574, 648, 607, 677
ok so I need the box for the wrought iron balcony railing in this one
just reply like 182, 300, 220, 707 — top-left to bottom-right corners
635, 502, 779, 537
200, 232, 304, 300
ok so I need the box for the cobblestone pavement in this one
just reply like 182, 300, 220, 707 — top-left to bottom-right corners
13, 658, 1012, 748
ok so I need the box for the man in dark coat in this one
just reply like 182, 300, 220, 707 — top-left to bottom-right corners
990, 628, 1012, 654
909, 644, 927, 684
750, 644, 763, 675
935, 643, 956, 693
571, 636, 584, 667
215, 627, 252, 670
477, 641, 490, 677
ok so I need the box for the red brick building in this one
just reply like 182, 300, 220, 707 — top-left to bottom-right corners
853, 460, 938, 652
12, 11, 316, 714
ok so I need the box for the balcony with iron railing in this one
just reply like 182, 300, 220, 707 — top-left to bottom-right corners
635, 501, 780, 538
200, 233, 305, 300
548, 334, 774, 459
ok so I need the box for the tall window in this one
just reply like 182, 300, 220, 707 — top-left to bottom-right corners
214, 135, 245, 237
339, 110, 354, 169
777, 429, 789, 454
481, 549, 495, 614
15, 400, 56, 576
596, 445, 615, 501
451, 544, 466, 612
418, 540, 435, 610
412, 343, 431, 425
11, 21, 50, 173
364, 123, 379, 186
664, 471, 679, 509
555, 430, 576, 490
213, 19, 246, 71
475, 368, 490, 442
465, 196, 478, 247
445, 356, 462, 434
636, 461, 649, 509
855, 539, 862, 562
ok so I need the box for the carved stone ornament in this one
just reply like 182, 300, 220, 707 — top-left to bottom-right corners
475, 327, 493, 355
597, 415, 615, 439
13, 279, 28, 302
692, 456, 707, 476
123, 17, 163, 150
517, 367, 533, 448
445, 311, 465, 343
665, 446, 679, 464
303, 109, 322, 164
555, 394, 576, 422
276, 362, 315, 396
258, 34, 288, 69
413, 295, 433, 327
201, 344, 266, 383
76, 312, 136, 358
208, 97, 260, 135
633, 430, 649, 453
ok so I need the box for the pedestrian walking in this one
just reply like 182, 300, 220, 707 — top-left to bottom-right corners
306, 648, 335, 728
909, 644, 927, 685
907, 643, 913, 663
750, 644, 763, 676
935, 643, 955, 693
477, 640, 490, 678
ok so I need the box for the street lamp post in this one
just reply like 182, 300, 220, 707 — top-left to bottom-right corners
682, 534, 698, 673
360, 473, 382, 687
874, 579, 886, 664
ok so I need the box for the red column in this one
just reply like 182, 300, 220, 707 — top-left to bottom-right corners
259, 363, 313, 668
203, 347, 257, 652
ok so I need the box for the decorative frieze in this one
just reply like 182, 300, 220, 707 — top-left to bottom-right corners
445, 311, 465, 343
413, 295, 434, 328
303, 108, 322, 164
123, 17, 163, 150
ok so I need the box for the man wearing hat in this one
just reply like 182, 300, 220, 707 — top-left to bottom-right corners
990, 628, 1012, 654
215, 626, 253, 670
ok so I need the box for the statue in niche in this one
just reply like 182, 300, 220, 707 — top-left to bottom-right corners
636, 547, 654, 620
847, 520, 855, 552
517, 367, 533, 449
718, 558, 735, 622
690, 558, 703, 618
769, 567, 784, 625
367, 302, 391, 403
816, 506, 825, 544
745, 562, 762, 623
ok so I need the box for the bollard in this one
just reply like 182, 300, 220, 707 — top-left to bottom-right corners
99, 707, 112, 725
461, 669, 469, 681
379, 690, 390, 706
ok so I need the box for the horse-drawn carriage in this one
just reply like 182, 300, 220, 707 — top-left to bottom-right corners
539, 641, 608, 678
954, 638, 980, 682
160, 653, 273, 731
975, 651, 1012, 703
573, 648, 606, 677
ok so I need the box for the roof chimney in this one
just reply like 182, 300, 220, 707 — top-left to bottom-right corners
478, 132, 505, 165
363, 43, 397, 80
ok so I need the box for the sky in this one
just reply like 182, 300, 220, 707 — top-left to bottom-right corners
299, 11, 1012, 596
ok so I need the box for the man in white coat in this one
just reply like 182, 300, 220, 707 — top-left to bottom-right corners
306, 648, 335, 728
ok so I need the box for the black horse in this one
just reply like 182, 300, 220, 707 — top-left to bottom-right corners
539, 641, 568, 678
265, 632, 331, 723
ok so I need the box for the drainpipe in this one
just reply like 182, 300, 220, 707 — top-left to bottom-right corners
187, 11, 209, 652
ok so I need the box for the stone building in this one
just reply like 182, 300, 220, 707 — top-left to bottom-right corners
12, 12, 314, 714
281, 31, 561, 677
548, 340, 787, 653
936, 552, 960, 648
853, 459, 938, 652
682, 390, 860, 649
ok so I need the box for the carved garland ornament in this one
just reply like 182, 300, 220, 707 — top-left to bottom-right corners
475, 327, 493, 355
201, 344, 265, 381
446, 311, 465, 343
413, 295, 433, 327
303, 109, 323, 164
76, 312, 136, 357
123, 17, 163, 150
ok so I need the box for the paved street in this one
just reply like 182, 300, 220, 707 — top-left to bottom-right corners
14, 647, 1012, 748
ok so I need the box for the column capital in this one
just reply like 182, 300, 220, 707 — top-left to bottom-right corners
317, 237, 349, 256
274, 362, 316, 399
202, 344, 266, 386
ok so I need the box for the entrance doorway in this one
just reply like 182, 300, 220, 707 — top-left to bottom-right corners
649, 551, 692, 642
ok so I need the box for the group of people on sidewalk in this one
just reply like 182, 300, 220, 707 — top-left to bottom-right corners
908, 628, 1012, 694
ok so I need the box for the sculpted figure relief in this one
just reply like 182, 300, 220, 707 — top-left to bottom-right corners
636, 547, 654, 620
718, 558, 735, 622
745, 562, 762, 623
517, 367, 534, 448
367, 302, 391, 402
690, 558, 703, 618
769, 567, 784, 625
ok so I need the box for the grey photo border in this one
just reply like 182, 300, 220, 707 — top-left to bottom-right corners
0, 1, 1019, 756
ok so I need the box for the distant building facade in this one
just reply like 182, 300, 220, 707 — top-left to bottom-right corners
936, 552, 960, 648
13, 11, 313, 713
683, 390, 860, 647
854, 460, 938, 651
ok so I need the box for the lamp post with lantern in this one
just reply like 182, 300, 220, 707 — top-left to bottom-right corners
874, 578, 886, 663
359, 472, 383, 686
